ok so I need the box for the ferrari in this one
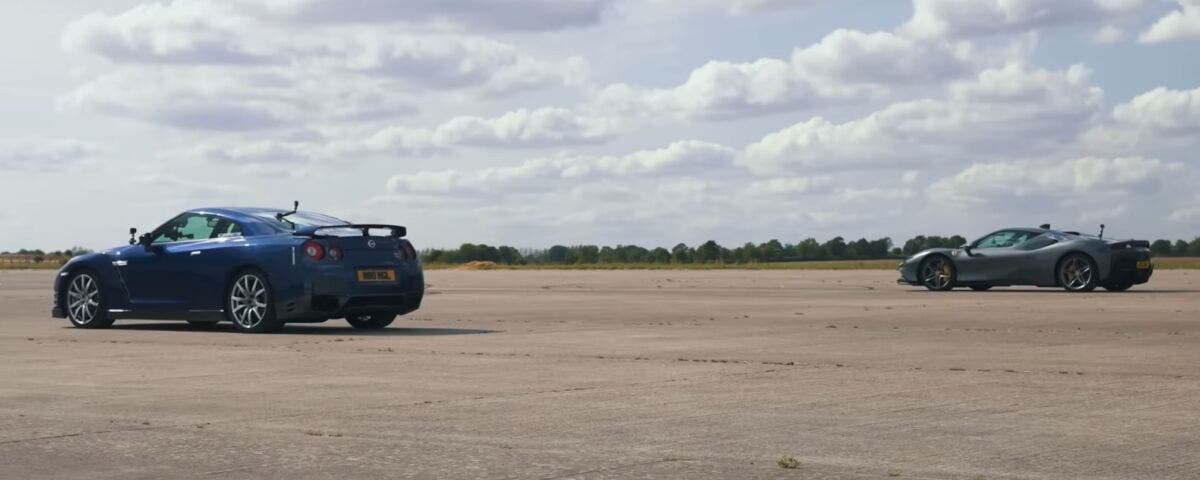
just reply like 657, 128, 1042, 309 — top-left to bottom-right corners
898, 225, 1153, 292
52, 203, 424, 332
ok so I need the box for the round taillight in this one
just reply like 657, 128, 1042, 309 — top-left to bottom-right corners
328, 246, 343, 261
302, 241, 325, 260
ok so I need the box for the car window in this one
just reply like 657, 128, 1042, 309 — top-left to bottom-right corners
152, 214, 240, 244
974, 230, 1035, 249
1016, 233, 1057, 250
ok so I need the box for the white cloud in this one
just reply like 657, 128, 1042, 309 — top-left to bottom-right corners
931, 156, 1180, 203
58, 67, 416, 131
62, 2, 266, 64
1112, 86, 1200, 134
364, 107, 617, 155
903, 0, 1147, 38
651, 0, 825, 14
742, 63, 1104, 174
595, 29, 974, 119
1140, 0, 1200, 43
0, 138, 98, 171
239, 0, 615, 31
387, 140, 736, 195
1092, 25, 1126, 44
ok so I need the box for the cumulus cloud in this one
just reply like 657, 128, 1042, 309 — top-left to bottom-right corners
651, 0, 825, 14
364, 107, 617, 156
902, 0, 1147, 38
62, 2, 267, 64
742, 63, 1104, 174
239, 0, 614, 31
58, 67, 416, 130
0, 138, 98, 171
595, 29, 974, 119
1140, 0, 1200, 43
930, 156, 1180, 205
387, 140, 736, 196
1112, 86, 1200, 134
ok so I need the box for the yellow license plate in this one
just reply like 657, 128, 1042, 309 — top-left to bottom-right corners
1136, 260, 1151, 269
357, 269, 396, 282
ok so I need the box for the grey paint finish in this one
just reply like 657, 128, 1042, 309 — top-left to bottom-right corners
898, 227, 1153, 291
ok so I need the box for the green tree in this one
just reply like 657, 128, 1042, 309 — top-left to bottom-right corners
547, 245, 568, 263
1151, 239, 1173, 256
670, 243, 692, 263
1172, 240, 1190, 257
694, 240, 722, 263
650, 247, 671, 263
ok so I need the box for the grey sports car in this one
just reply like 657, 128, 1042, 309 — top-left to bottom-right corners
897, 226, 1153, 292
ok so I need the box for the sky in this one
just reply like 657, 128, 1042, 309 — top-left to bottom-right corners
1, 0, 1198, 251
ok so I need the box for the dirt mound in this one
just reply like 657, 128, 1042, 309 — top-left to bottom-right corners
459, 261, 501, 270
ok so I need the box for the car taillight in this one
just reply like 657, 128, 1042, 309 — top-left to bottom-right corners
302, 241, 325, 260
401, 240, 417, 260
328, 246, 343, 261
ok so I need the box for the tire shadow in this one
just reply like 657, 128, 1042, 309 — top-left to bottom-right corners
90, 322, 497, 336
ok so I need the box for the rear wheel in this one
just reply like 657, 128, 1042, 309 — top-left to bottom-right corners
66, 271, 114, 329
969, 285, 992, 291
919, 256, 956, 291
226, 270, 281, 333
346, 313, 396, 330
1057, 254, 1098, 292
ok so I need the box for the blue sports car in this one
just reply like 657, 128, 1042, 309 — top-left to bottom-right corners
52, 204, 424, 333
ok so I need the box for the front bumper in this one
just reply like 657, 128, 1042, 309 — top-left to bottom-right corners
50, 270, 68, 318
896, 260, 920, 285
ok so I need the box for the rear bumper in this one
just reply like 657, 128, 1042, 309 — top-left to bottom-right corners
276, 262, 424, 321
1106, 249, 1153, 286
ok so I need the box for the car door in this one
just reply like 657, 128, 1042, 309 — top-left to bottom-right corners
957, 230, 1035, 283
118, 213, 224, 313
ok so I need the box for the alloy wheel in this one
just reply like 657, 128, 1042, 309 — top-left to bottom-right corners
230, 274, 268, 329
921, 257, 953, 290
67, 273, 100, 324
1060, 257, 1094, 291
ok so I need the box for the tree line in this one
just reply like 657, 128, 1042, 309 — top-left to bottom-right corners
421, 235, 974, 265
421, 235, 1200, 265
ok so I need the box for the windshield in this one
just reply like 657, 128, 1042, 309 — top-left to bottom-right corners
255, 211, 350, 231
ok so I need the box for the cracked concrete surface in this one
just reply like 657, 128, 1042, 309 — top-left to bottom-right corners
1, 269, 1199, 479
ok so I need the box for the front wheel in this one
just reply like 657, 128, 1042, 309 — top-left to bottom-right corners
65, 270, 114, 328
1057, 254, 1098, 292
919, 256, 956, 291
226, 271, 281, 333
346, 313, 396, 330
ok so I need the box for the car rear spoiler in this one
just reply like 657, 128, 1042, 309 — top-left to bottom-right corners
294, 224, 407, 238
1107, 239, 1150, 249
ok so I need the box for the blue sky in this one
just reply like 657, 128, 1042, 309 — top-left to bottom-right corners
1, 0, 1198, 251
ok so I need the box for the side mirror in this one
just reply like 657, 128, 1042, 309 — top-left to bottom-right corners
138, 233, 154, 251
128, 227, 138, 245
960, 244, 973, 256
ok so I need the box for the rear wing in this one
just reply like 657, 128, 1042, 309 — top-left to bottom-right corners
294, 224, 407, 238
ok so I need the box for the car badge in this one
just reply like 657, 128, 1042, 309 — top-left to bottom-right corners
367, 240, 376, 249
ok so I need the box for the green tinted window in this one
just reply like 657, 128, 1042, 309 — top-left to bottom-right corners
152, 214, 241, 244
975, 231, 1034, 249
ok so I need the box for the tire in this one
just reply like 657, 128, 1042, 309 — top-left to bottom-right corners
919, 255, 956, 291
225, 270, 282, 333
1057, 253, 1099, 292
346, 313, 397, 330
969, 285, 992, 291
65, 270, 115, 328
1102, 280, 1134, 292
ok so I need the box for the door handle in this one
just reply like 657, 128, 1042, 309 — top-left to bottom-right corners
190, 251, 202, 256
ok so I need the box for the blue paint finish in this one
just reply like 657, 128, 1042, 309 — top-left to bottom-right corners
52, 207, 424, 323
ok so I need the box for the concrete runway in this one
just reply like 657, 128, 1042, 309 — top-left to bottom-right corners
1, 269, 1198, 479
